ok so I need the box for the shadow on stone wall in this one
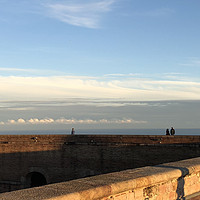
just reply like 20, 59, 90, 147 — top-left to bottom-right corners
0, 143, 199, 193
156, 165, 189, 200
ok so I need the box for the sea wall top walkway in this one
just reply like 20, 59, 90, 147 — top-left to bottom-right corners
1, 134, 200, 153
1, 157, 200, 200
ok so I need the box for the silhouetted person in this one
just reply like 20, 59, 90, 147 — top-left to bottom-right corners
71, 128, 75, 135
166, 129, 170, 135
170, 127, 175, 135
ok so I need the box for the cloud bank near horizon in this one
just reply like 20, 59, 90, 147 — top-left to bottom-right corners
1, 74, 200, 101
1, 98, 200, 130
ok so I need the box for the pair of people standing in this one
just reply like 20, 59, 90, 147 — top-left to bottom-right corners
166, 127, 175, 135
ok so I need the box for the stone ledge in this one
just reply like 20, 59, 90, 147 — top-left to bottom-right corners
1, 157, 200, 200
186, 191, 200, 200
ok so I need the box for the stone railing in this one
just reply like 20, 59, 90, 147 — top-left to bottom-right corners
1, 157, 200, 200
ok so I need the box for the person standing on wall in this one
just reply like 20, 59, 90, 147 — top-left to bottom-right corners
166, 129, 170, 135
170, 127, 175, 135
71, 128, 75, 135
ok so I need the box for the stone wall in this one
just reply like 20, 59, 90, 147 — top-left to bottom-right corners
1, 157, 200, 200
1, 135, 200, 193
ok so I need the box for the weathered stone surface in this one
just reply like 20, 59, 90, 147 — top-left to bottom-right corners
1, 135, 200, 195
1, 157, 200, 200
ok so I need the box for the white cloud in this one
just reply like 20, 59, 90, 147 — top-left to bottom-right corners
7, 119, 16, 124
0, 117, 146, 125
7, 107, 34, 111
17, 118, 26, 124
27, 118, 54, 124
45, 0, 116, 28
28, 118, 40, 124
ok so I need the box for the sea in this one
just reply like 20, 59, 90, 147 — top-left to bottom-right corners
0, 129, 200, 135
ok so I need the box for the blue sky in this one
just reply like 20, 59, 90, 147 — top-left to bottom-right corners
1, 0, 200, 132
1, 0, 200, 77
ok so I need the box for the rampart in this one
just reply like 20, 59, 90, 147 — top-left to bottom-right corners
1, 135, 200, 195
1, 157, 200, 200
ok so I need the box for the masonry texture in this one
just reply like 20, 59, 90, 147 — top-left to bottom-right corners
1, 135, 200, 193
1, 157, 200, 200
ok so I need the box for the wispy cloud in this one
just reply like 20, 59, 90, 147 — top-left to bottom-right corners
45, 0, 116, 28
179, 57, 200, 67
0, 67, 36, 72
0, 67, 67, 76
104, 73, 139, 78
0, 117, 146, 125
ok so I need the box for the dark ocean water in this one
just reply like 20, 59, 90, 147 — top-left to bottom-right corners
0, 129, 200, 135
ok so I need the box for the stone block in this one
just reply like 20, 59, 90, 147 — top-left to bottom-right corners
126, 190, 135, 200
134, 188, 144, 199
113, 192, 127, 200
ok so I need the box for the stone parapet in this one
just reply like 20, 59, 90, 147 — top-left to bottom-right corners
1, 135, 200, 154
1, 157, 200, 200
